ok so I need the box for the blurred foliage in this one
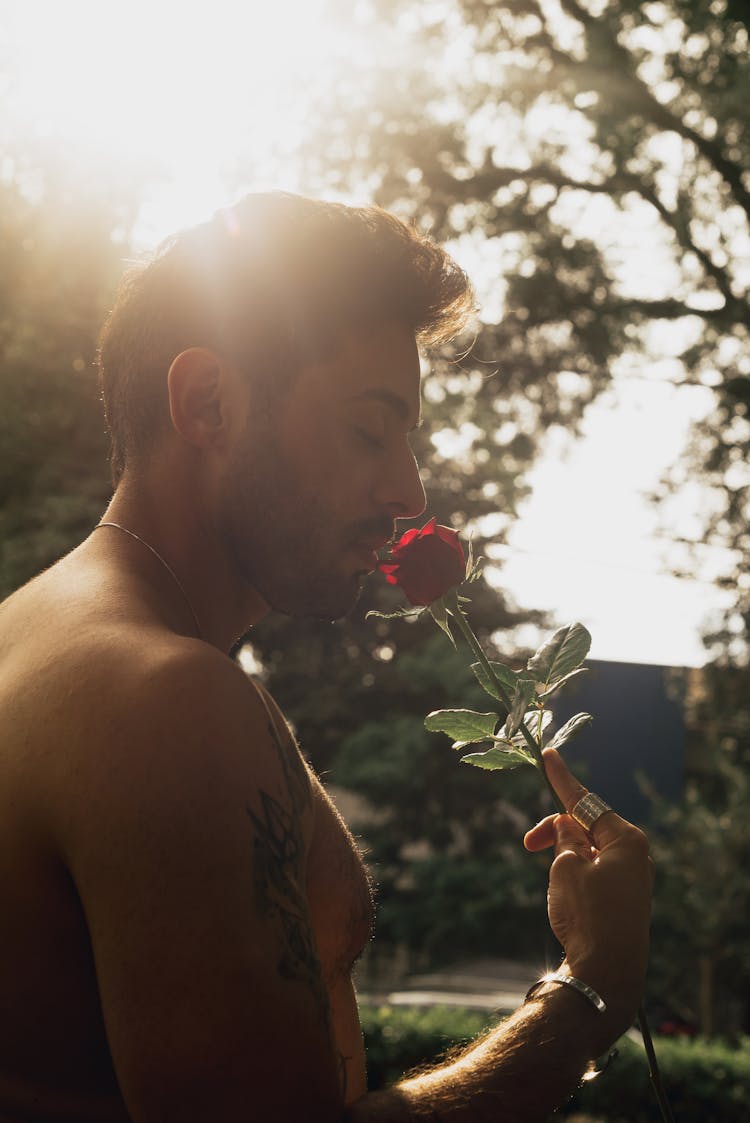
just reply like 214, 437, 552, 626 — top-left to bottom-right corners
647, 756, 750, 1036
0, 167, 135, 594
643, 659, 750, 1036
360, 1003, 492, 1090
566, 1030, 750, 1122
361, 1004, 750, 1121
320, 0, 750, 639
297, 0, 750, 672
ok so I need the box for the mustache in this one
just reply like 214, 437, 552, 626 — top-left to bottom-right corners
350, 518, 396, 545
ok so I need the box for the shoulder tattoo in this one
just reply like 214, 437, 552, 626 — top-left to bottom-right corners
246, 684, 328, 1021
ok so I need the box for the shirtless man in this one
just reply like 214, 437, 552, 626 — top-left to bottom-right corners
0, 193, 652, 1122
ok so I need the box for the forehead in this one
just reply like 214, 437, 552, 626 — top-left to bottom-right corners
290, 321, 422, 426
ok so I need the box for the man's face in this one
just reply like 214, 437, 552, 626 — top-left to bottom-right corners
218, 320, 426, 619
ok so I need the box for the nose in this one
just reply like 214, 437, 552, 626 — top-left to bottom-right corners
373, 445, 427, 521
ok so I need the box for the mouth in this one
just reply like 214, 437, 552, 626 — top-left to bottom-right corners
350, 536, 391, 572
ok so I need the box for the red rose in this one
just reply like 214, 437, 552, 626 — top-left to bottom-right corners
378, 518, 466, 606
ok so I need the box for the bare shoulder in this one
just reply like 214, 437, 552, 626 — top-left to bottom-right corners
38, 632, 340, 1120
48, 632, 313, 853
78, 629, 267, 725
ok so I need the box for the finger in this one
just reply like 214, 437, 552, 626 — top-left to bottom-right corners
523, 814, 557, 852
553, 813, 596, 861
541, 747, 587, 811
542, 747, 626, 850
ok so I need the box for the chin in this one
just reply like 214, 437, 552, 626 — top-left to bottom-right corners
270, 573, 366, 622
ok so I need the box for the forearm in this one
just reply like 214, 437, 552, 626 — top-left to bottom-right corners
345, 982, 625, 1123
344, 764, 651, 1123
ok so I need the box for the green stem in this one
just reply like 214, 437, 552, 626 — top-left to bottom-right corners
444, 591, 672, 1123
638, 1007, 675, 1123
444, 591, 559, 808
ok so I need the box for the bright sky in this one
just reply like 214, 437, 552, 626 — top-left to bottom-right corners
1, 0, 733, 668
495, 379, 735, 667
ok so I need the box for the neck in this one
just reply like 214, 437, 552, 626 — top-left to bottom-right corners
96, 521, 204, 641
99, 472, 270, 651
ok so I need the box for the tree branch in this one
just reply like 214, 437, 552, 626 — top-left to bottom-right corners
556, 0, 750, 222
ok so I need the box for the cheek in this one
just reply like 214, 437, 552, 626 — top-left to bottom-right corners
278, 397, 326, 463
281, 412, 360, 490
292, 434, 344, 493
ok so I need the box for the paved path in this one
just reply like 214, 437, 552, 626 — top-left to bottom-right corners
359, 957, 541, 1012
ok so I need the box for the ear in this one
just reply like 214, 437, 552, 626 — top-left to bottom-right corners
167, 348, 238, 451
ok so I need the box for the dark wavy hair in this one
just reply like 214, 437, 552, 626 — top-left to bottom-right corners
98, 192, 474, 484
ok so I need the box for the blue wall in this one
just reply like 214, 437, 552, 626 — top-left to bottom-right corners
551, 660, 686, 824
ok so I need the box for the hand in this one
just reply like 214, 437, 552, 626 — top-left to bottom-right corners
524, 748, 654, 1022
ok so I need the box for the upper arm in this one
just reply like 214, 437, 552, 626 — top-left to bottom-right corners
57, 651, 342, 1123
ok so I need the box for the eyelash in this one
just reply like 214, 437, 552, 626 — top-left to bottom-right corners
353, 426, 386, 452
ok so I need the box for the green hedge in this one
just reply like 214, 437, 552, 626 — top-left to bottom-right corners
360, 1004, 750, 1121
568, 1034, 750, 1123
361, 1004, 491, 1090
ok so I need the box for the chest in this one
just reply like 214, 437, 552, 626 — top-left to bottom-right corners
304, 778, 373, 983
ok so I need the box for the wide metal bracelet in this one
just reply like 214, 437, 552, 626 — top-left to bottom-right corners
525, 970, 607, 1014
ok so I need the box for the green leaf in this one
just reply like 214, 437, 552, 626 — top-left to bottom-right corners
425, 709, 500, 747
547, 712, 593, 751
429, 600, 456, 647
460, 745, 535, 770
512, 709, 553, 745
537, 667, 588, 700
470, 660, 518, 705
526, 623, 591, 688
505, 678, 535, 738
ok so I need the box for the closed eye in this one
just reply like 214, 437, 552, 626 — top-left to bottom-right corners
353, 426, 385, 451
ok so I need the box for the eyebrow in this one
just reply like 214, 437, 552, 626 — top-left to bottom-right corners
347, 389, 423, 431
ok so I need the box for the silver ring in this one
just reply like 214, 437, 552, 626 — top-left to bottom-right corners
570, 791, 612, 832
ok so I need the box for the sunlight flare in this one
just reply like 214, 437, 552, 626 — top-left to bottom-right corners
4, 0, 341, 233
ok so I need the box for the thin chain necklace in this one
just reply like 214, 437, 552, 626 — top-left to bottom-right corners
95, 521, 203, 641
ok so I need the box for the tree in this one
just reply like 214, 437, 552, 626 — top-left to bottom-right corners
648, 754, 750, 1036
642, 657, 750, 1036
296, 0, 749, 649
0, 161, 139, 596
